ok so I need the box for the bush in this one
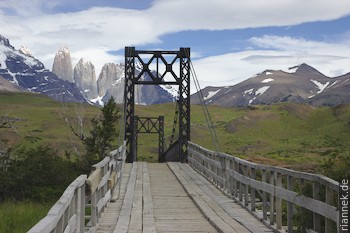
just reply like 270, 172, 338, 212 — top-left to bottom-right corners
0, 146, 80, 202
320, 151, 350, 182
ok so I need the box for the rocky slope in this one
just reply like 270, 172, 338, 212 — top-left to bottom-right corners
0, 75, 23, 92
192, 64, 350, 107
0, 35, 85, 102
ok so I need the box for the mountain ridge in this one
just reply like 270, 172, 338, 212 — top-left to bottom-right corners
0, 35, 86, 103
192, 63, 350, 107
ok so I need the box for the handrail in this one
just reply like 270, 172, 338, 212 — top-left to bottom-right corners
28, 142, 126, 233
188, 142, 340, 233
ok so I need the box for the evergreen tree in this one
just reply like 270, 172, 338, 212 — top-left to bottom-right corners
81, 97, 120, 170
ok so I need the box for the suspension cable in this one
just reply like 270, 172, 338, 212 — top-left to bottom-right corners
185, 50, 222, 154
169, 89, 180, 148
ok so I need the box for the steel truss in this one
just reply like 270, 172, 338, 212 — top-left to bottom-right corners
124, 47, 190, 162
134, 116, 164, 162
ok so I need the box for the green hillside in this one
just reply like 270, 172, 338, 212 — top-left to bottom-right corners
136, 102, 350, 174
0, 92, 100, 156
1, 92, 350, 174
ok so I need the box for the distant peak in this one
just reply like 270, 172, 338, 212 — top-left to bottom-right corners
284, 63, 320, 75
295, 63, 320, 74
295, 63, 318, 73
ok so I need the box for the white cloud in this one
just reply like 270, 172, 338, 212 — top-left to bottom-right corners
0, 0, 350, 82
192, 35, 350, 92
148, 0, 350, 32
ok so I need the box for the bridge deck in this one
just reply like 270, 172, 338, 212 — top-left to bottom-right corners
95, 162, 272, 233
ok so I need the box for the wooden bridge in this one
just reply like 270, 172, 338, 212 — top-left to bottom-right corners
28, 47, 341, 232
29, 142, 340, 233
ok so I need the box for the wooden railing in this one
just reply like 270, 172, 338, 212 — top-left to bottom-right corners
188, 142, 340, 233
28, 142, 126, 233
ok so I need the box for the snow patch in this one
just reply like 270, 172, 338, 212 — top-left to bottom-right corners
262, 78, 274, 83
204, 89, 220, 100
90, 96, 104, 106
27, 86, 38, 91
310, 80, 330, 94
265, 71, 273, 75
0, 48, 7, 69
160, 84, 178, 98
11, 76, 19, 85
256, 86, 270, 96
249, 97, 257, 105
243, 88, 254, 96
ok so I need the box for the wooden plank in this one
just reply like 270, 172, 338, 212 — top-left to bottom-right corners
129, 162, 143, 232
142, 162, 156, 233
96, 163, 132, 233
149, 163, 217, 233
63, 214, 76, 233
168, 162, 249, 233
96, 190, 111, 213
173, 162, 274, 233
113, 162, 138, 233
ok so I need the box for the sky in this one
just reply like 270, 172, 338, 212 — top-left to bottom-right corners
1, 0, 350, 89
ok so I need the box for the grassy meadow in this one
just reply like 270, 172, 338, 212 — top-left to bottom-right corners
1, 91, 350, 170
136, 102, 350, 172
1, 92, 350, 231
0, 201, 52, 233
0, 92, 100, 157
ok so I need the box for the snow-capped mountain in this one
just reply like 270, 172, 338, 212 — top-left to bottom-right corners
51, 46, 176, 105
192, 63, 350, 107
0, 34, 85, 102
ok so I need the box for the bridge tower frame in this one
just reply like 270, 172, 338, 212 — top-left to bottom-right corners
124, 47, 190, 163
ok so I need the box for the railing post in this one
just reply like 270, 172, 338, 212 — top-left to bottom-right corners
77, 183, 85, 233
239, 164, 244, 202
262, 169, 268, 221
225, 156, 230, 194
325, 186, 334, 233
313, 182, 321, 232
269, 171, 275, 225
276, 172, 282, 230
250, 167, 256, 211
232, 159, 238, 199
244, 165, 249, 207
287, 175, 294, 233
91, 192, 97, 226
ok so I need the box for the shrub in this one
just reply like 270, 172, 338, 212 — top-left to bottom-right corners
0, 146, 79, 202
